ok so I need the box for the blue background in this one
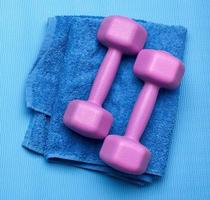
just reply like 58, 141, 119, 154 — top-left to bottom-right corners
1, 0, 209, 199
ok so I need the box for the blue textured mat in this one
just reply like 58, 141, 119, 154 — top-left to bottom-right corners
22, 16, 186, 184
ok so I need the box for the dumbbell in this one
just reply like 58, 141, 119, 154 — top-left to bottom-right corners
63, 16, 147, 139
100, 49, 184, 174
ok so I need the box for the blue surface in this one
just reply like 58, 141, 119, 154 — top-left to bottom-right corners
1, 0, 210, 199
22, 15, 186, 184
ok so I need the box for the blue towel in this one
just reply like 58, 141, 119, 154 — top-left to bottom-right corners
22, 16, 187, 185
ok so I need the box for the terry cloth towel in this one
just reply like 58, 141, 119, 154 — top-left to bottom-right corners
22, 16, 187, 185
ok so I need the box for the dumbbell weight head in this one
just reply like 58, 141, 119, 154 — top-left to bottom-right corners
100, 135, 151, 174
97, 16, 147, 55
134, 49, 184, 89
63, 100, 113, 139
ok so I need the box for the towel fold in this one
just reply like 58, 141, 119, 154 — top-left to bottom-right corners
22, 16, 187, 184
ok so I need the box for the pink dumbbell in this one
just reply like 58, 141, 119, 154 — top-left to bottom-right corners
100, 49, 184, 174
63, 16, 147, 139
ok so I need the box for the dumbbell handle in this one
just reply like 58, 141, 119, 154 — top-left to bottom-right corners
125, 82, 159, 141
88, 48, 122, 105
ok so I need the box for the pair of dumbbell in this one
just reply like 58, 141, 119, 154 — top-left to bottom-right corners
63, 16, 184, 175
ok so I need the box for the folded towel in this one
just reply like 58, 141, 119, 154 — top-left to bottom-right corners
22, 16, 187, 185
